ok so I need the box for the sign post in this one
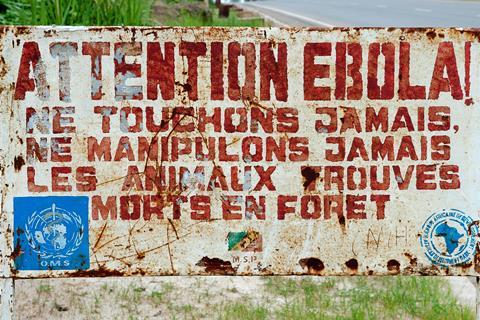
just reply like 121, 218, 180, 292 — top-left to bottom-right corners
0, 278, 13, 320
477, 277, 479, 320
0, 27, 479, 317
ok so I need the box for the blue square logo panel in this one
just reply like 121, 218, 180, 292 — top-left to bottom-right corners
14, 196, 89, 271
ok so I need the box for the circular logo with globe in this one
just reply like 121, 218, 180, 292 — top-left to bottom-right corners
420, 209, 478, 267
25, 203, 84, 259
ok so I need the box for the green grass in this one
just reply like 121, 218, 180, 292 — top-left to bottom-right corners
20, 277, 475, 319
219, 302, 269, 320
0, 0, 154, 25
262, 277, 474, 320
380, 277, 474, 320
36, 283, 52, 294
165, 8, 265, 27
0, 0, 264, 27
101, 277, 474, 319
149, 283, 174, 305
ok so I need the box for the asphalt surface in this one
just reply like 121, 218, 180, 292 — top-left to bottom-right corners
238, 0, 480, 27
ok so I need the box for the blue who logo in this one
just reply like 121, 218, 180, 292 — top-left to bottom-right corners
420, 209, 478, 267
14, 196, 89, 271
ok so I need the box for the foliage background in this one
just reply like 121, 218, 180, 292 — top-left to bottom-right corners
0, 0, 154, 25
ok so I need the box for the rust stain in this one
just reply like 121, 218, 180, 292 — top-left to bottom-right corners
458, 262, 472, 270
167, 218, 180, 239
93, 222, 108, 250
417, 265, 441, 276
338, 216, 346, 233
299, 257, 324, 274
68, 266, 139, 277
474, 243, 480, 273
387, 259, 401, 274
345, 258, 358, 273
13, 155, 25, 172
301, 166, 319, 190
468, 220, 479, 235
10, 241, 22, 260
404, 252, 417, 266
166, 221, 176, 274
2, 26, 480, 278
196, 257, 236, 275
426, 30, 437, 40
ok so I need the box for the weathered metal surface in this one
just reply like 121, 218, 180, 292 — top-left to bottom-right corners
0, 26, 479, 278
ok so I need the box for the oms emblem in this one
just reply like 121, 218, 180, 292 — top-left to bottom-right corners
420, 209, 478, 267
14, 196, 89, 270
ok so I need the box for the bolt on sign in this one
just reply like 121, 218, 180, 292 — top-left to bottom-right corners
0, 26, 478, 279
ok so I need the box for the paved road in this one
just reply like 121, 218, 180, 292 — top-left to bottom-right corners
238, 0, 480, 27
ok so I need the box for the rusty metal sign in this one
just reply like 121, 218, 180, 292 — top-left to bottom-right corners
0, 26, 479, 278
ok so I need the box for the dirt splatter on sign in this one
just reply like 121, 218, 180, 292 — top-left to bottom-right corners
0, 27, 478, 278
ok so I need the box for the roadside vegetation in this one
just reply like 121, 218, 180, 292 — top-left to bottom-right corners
261, 277, 474, 320
156, 0, 266, 27
16, 276, 474, 320
0, 0, 266, 27
0, 0, 154, 25
164, 9, 264, 27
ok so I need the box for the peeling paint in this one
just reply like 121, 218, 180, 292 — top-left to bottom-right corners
0, 27, 478, 278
